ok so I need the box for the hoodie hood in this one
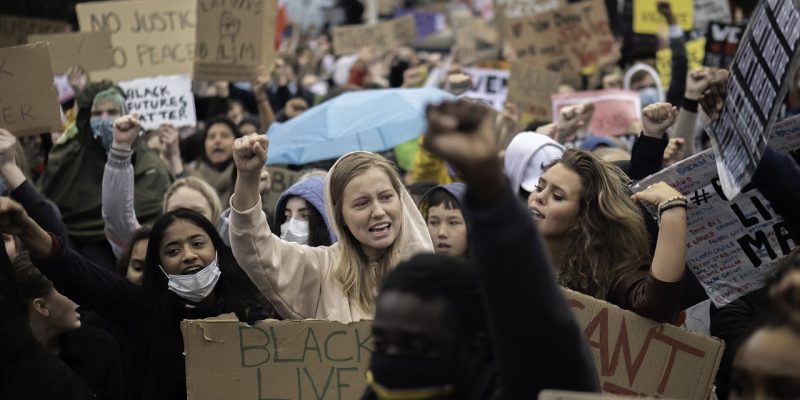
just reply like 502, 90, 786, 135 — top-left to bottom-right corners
324, 151, 433, 262
275, 176, 337, 243
503, 132, 565, 194
418, 183, 466, 220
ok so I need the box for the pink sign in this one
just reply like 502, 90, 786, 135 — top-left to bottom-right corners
551, 89, 641, 136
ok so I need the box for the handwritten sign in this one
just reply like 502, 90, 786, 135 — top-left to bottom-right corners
693, 0, 732, 34
552, 90, 641, 136
0, 42, 62, 137
496, 0, 564, 18
633, 115, 800, 306
707, 0, 800, 200
76, 0, 196, 81
462, 68, 510, 111
0, 15, 70, 48
504, 0, 616, 74
332, 15, 416, 55
195, 0, 277, 82
703, 22, 744, 68
182, 289, 723, 400
262, 166, 302, 214
507, 62, 560, 120
656, 38, 706, 89
28, 31, 113, 74
117, 74, 196, 130
633, 0, 693, 34
393, 9, 444, 39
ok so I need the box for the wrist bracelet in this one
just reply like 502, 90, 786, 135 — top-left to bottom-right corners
657, 196, 687, 226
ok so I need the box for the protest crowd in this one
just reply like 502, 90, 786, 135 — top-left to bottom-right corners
2, 0, 800, 399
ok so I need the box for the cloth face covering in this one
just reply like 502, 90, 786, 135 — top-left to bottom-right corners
159, 252, 221, 303
90, 117, 115, 151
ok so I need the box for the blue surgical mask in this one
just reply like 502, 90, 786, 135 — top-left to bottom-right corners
639, 87, 661, 108
90, 117, 115, 151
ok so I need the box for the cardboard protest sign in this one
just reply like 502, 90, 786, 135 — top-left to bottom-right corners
117, 74, 196, 130
706, 0, 800, 200
552, 90, 641, 136
0, 42, 63, 137
633, 0, 693, 34
506, 62, 560, 120
0, 15, 70, 48
564, 289, 723, 399
462, 68, 509, 111
693, 0, 732, 34
182, 289, 723, 400
262, 166, 303, 214
76, 0, 196, 82
496, 0, 564, 18
703, 22, 744, 68
656, 38, 706, 89
332, 15, 416, 55
633, 115, 800, 307
539, 391, 637, 400
182, 315, 373, 400
504, 0, 616, 73
393, 9, 444, 39
195, 0, 277, 82
27, 31, 113, 74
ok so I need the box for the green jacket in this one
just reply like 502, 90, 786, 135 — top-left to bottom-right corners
39, 82, 172, 243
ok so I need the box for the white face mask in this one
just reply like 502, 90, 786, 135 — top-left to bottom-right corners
280, 218, 310, 245
159, 252, 221, 303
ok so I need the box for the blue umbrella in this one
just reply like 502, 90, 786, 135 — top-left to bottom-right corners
265, 87, 455, 165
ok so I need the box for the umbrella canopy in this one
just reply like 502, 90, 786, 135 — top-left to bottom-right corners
265, 87, 455, 165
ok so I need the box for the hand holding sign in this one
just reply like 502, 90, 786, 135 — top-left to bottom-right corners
630, 181, 683, 206
699, 69, 730, 120
642, 102, 678, 138
112, 114, 141, 152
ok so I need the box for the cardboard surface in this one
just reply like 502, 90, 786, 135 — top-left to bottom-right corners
0, 15, 70, 48
0, 42, 63, 137
633, 0, 693, 34
27, 31, 114, 74
539, 390, 638, 400
496, 0, 564, 18
183, 289, 723, 400
503, 0, 615, 77
693, 0, 732, 33
76, 0, 196, 81
506, 61, 560, 120
117, 74, 196, 130
656, 38, 706, 89
262, 166, 303, 214
551, 90, 641, 136
461, 67, 509, 111
195, 0, 277, 82
331, 15, 416, 55
633, 115, 800, 306
182, 315, 373, 400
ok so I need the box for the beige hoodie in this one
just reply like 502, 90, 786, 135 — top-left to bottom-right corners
229, 152, 434, 322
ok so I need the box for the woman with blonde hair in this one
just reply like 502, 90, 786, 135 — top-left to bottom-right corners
229, 134, 432, 322
529, 148, 687, 322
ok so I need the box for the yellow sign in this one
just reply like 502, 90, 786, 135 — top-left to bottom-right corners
633, 0, 693, 34
656, 38, 706, 89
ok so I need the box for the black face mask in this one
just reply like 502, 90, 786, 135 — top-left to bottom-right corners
366, 353, 456, 400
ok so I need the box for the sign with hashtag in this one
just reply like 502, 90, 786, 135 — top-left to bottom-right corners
706, 0, 800, 201
633, 115, 800, 307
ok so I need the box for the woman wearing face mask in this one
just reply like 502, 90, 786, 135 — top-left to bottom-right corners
529, 149, 687, 322
0, 197, 273, 400
229, 134, 433, 322
40, 82, 172, 269
271, 176, 336, 247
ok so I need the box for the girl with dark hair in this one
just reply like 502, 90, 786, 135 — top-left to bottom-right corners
114, 226, 151, 285
188, 116, 242, 205
0, 198, 273, 400
271, 176, 336, 247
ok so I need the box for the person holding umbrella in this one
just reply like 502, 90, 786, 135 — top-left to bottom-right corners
228, 134, 433, 322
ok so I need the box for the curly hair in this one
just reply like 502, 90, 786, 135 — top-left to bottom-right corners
548, 149, 650, 299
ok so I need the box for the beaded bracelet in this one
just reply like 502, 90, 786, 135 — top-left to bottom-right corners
657, 196, 688, 226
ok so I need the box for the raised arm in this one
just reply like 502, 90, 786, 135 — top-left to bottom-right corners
229, 134, 328, 319
102, 115, 143, 257
422, 100, 599, 398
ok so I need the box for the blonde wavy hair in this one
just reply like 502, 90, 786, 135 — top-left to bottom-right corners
162, 177, 222, 225
329, 153, 406, 313
549, 149, 650, 299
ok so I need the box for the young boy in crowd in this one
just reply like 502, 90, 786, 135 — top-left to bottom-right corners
419, 183, 469, 259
